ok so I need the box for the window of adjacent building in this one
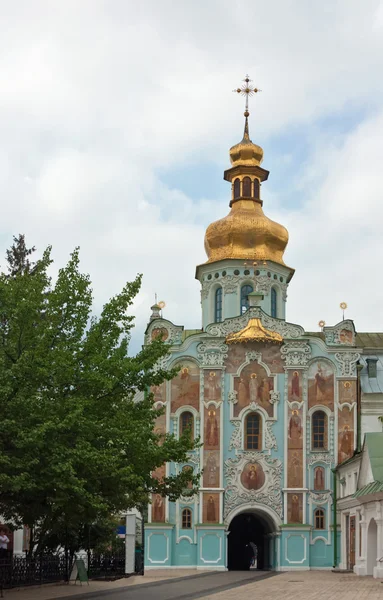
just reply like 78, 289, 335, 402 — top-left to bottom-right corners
271, 287, 277, 318
242, 176, 251, 197
241, 284, 253, 314
181, 508, 192, 529
253, 178, 260, 199
312, 410, 327, 450
215, 287, 223, 322
234, 178, 240, 199
245, 413, 262, 450
314, 508, 325, 530
180, 411, 194, 439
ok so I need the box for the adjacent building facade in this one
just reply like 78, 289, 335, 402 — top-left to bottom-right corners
143, 108, 382, 571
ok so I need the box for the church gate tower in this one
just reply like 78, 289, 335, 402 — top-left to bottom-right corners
144, 76, 360, 571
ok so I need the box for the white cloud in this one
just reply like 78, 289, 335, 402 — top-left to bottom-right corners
0, 0, 383, 350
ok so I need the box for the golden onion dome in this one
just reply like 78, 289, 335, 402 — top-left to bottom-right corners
204, 115, 289, 266
204, 200, 289, 264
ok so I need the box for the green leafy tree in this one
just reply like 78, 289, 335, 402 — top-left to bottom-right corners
0, 237, 199, 555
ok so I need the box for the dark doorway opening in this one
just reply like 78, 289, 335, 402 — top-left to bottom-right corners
228, 512, 273, 571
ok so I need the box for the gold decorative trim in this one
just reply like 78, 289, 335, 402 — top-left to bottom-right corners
226, 318, 283, 345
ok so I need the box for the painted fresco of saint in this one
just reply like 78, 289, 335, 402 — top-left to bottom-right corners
205, 409, 218, 448
179, 367, 191, 396
237, 377, 248, 410
207, 495, 216, 522
205, 454, 218, 487
291, 371, 300, 400
314, 467, 325, 490
249, 373, 258, 403
290, 452, 301, 487
339, 425, 353, 462
206, 371, 219, 401
152, 495, 165, 522
339, 329, 353, 344
314, 364, 327, 401
341, 381, 353, 403
290, 495, 300, 523
289, 410, 302, 446
241, 462, 265, 491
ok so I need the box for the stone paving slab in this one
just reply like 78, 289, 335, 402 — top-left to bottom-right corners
1, 569, 201, 600
202, 571, 383, 600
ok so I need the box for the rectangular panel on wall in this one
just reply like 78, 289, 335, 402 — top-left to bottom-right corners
204, 370, 222, 404
152, 464, 166, 523
202, 492, 220, 524
287, 403, 303, 488
171, 361, 200, 413
204, 404, 220, 450
308, 361, 334, 411
338, 405, 355, 463
287, 492, 303, 524
338, 380, 356, 404
203, 450, 220, 487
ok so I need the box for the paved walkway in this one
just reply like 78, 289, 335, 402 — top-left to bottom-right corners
2, 570, 383, 600
1, 569, 200, 599
203, 571, 383, 600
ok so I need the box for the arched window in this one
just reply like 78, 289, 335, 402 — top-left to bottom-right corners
245, 413, 262, 450
242, 176, 251, 197
233, 178, 240, 199
240, 284, 253, 314
271, 287, 277, 318
180, 411, 194, 439
253, 178, 260, 199
215, 287, 223, 322
181, 508, 192, 529
312, 410, 327, 450
314, 508, 325, 530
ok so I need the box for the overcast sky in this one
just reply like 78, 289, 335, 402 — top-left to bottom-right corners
1, 0, 383, 352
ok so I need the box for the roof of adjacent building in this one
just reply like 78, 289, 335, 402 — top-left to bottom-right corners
353, 432, 383, 498
365, 432, 383, 482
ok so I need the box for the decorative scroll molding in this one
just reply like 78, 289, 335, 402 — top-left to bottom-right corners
201, 280, 214, 301
245, 350, 262, 363
228, 390, 238, 405
270, 390, 280, 405
223, 452, 283, 523
186, 453, 200, 466
255, 276, 272, 295
154, 354, 172, 372
334, 352, 361, 377
309, 491, 332, 505
307, 453, 335, 466
265, 421, 277, 450
229, 421, 242, 450
281, 341, 312, 367
197, 340, 228, 367
222, 275, 241, 294
206, 307, 304, 339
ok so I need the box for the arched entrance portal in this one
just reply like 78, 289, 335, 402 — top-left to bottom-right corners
366, 518, 377, 576
228, 510, 277, 571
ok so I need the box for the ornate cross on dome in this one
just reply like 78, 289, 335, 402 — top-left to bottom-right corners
233, 75, 261, 117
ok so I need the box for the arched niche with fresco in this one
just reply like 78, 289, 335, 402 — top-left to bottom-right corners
232, 361, 275, 419
170, 359, 200, 414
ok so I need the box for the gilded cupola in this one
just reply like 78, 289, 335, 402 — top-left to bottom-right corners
204, 111, 290, 267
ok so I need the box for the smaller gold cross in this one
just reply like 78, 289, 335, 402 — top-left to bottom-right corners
233, 75, 261, 117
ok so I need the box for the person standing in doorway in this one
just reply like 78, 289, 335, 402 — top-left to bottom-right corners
0, 528, 10, 559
